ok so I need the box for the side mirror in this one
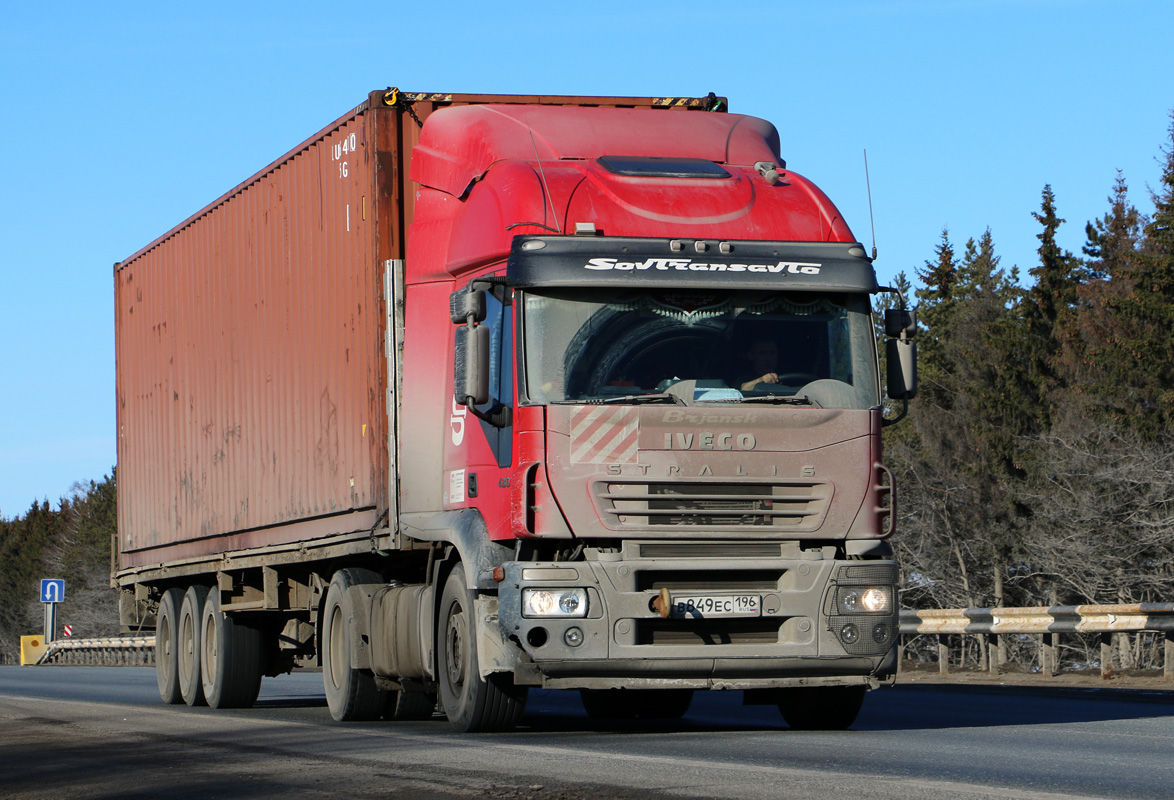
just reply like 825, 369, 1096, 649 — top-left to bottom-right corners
454, 323, 490, 407
886, 338, 918, 400
450, 288, 486, 325
884, 308, 918, 401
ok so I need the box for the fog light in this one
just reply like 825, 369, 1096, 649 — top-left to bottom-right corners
564, 627, 584, 647
840, 623, 860, 645
872, 622, 890, 644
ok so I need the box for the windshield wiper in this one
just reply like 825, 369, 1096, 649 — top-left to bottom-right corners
583, 393, 687, 406
736, 394, 817, 405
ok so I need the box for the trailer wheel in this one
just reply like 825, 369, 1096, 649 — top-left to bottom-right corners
199, 590, 263, 708
777, 685, 866, 730
437, 564, 527, 732
580, 689, 693, 719
322, 568, 386, 721
155, 587, 184, 704
178, 585, 209, 706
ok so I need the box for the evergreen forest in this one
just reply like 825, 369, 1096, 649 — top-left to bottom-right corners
1, 112, 1172, 672
0, 474, 119, 663
886, 111, 1174, 673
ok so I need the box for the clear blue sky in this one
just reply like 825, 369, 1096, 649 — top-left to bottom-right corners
1, 1, 1169, 518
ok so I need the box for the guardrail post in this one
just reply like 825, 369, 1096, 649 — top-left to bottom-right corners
1100, 633, 1113, 679
1042, 633, 1055, 677
988, 634, 1000, 676
1165, 632, 1173, 683
938, 635, 949, 675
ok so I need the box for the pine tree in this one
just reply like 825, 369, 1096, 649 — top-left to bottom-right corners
1024, 185, 1081, 341
892, 229, 1031, 621
1058, 113, 1174, 437
1082, 170, 1144, 282
1054, 172, 1144, 429
913, 229, 960, 410
1116, 109, 1174, 435
1019, 185, 1083, 429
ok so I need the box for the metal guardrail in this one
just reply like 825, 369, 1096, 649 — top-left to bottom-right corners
899, 604, 1174, 680
31, 636, 156, 667
19, 604, 1174, 679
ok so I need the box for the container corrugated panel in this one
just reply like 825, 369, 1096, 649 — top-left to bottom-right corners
116, 108, 385, 566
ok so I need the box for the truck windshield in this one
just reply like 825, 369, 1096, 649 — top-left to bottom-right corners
521, 288, 879, 408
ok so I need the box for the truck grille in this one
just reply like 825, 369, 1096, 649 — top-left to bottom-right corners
597, 481, 831, 531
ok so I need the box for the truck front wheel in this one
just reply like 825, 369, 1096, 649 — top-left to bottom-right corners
322, 568, 386, 721
777, 685, 866, 730
437, 564, 527, 732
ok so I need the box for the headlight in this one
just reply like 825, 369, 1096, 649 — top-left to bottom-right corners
837, 586, 892, 614
522, 588, 588, 618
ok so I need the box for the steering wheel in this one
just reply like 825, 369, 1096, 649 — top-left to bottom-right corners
772, 373, 819, 385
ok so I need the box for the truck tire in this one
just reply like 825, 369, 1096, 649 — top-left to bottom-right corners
155, 587, 184, 704
777, 685, 866, 730
580, 689, 693, 719
323, 568, 386, 721
178, 585, 209, 707
199, 591, 263, 708
437, 564, 527, 732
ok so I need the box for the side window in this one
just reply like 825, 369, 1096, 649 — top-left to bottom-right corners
477, 286, 513, 467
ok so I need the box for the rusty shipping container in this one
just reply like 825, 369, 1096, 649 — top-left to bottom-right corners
114, 89, 714, 571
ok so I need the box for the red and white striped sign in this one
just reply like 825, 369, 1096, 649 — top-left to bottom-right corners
570, 406, 639, 464
63, 624, 73, 637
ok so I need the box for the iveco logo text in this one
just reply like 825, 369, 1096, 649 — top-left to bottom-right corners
663, 432, 756, 451
584, 258, 822, 274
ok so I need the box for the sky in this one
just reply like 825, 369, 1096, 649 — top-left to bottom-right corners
0, 0, 1169, 518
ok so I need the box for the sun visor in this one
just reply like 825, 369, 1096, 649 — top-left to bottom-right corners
507, 236, 879, 293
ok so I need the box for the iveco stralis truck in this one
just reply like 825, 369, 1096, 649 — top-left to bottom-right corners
114, 89, 917, 732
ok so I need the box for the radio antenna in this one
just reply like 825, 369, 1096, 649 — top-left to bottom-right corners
531, 129, 562, 235
864, 149, 877, 260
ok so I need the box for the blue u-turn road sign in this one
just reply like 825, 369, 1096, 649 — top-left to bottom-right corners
40, 579, 65, 603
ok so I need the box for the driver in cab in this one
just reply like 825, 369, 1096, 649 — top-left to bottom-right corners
741, 338, 780, 391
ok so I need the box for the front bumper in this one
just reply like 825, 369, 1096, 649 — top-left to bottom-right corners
496, 540, 898, 690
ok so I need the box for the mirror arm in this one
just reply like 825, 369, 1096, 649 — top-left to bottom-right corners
881, 397, 909, 427
468, 401, 512, 428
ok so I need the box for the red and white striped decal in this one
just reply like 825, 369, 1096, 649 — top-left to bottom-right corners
63, 625, 73, 637
570, 406, 639, 464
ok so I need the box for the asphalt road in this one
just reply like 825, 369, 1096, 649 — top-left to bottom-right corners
2, 666, 1173, 799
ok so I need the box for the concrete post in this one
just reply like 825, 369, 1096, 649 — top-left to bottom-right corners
1164, 632, 1173, 683
1100, 633, 1113, 679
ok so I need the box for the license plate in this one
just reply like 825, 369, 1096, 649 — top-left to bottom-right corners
670, 594, 761, 618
